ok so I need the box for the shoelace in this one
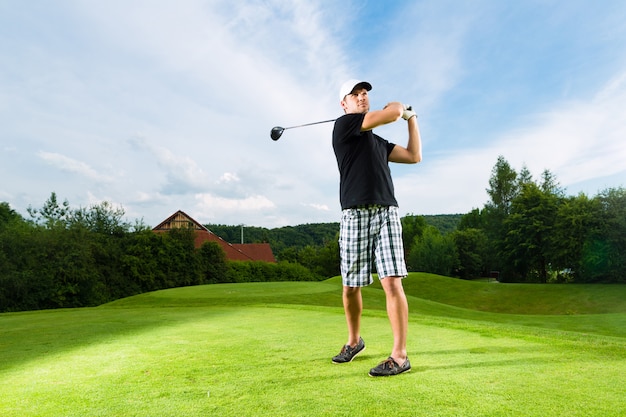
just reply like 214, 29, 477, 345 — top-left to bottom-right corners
381, 358, 398, 369
342, 342, 359, 354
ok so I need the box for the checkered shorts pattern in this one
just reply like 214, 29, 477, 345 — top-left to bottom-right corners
339, 205, 408, 287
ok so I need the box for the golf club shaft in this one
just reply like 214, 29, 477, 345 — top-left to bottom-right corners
283, 119, 336, 130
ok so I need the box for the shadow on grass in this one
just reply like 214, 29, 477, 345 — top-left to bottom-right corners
0, 281, 349, 374
0, 306, 236, 374
410, 355, 555, 373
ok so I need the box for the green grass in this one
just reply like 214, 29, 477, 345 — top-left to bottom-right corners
1, 274, 625, 416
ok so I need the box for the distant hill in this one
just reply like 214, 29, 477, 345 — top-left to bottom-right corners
421, 214, 463, 234
206, 213, 463, 250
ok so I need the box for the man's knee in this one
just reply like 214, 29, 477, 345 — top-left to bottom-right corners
381, 276, 405, 294
343, 286, 361, 297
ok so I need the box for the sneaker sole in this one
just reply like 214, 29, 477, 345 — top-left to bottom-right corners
331, 346, 365, 364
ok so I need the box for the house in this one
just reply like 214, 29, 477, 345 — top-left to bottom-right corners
152, 210, 276, 263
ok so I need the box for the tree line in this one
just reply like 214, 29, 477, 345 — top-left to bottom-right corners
0, 195, 321, 312
451, 156, 626, 283
1, 155, 624, 311
389, 157, 625, 283
206, 214, 461, 278
209, 157, 625, 284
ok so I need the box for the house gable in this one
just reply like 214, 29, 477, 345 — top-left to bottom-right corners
152, 210, 207, 231
153, 210, 276, 263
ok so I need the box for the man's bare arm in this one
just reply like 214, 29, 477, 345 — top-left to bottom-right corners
389, 116, 422, 164
361, 102, 404, 131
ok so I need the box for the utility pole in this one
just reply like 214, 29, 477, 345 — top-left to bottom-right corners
240, 224, 244, 244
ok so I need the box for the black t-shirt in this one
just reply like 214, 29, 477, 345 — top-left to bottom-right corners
332, 113, 398, 209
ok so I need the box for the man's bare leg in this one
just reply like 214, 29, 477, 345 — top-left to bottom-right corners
380, 276, 408, 362
343, 286, 362, 346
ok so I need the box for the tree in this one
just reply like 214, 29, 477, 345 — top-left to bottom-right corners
69, 201, 131, 235
159, 227, 201, 287
408, 226, 459, 276
482, 157, 520, 275
0, 202, 23, 229
27, 192, 71, 229
313, 235, 340, 278
486, 156, 518, 214
539, 169, 565, 197
457, 208, 485, 231
503, 182, 559, 282
453, 228, 488, 279
582, 188, 626, 282
197, 242, 228, 284
401, 214, 427, 261
517, 165, 533, 189
456, 208, 493, 278
550, 193, 600, 282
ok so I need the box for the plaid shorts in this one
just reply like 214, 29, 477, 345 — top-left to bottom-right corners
339, 205, 408, 287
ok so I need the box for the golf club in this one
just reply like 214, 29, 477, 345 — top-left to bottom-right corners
270, 119, 336, 141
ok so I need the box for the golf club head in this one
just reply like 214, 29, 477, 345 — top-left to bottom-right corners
270, 126, 284, 141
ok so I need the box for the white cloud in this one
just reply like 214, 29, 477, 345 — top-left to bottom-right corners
193, 193, 276, 223
301, 203, 330, 212
38, 152, 112, 182
218, 172, 240, 184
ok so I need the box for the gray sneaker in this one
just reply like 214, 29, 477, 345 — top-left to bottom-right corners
368, 357, 411, 377
332, 337, 365, 363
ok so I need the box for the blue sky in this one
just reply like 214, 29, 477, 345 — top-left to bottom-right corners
2, 0, 625, 228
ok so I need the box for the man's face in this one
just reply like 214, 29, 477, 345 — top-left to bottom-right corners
341, 88, 370, 114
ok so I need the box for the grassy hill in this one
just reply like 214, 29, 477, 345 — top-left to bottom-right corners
1, 274, 625, 416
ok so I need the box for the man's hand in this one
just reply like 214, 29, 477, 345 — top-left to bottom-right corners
402, 105, 417, 121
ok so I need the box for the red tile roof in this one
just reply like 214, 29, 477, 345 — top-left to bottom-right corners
153, 210, 276, 263
232, 243, 276, 263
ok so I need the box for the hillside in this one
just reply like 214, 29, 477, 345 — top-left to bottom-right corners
107, 273, 626, 338
2, 274, 625, 416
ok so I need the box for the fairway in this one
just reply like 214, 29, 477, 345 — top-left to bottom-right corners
1, 275, 625, 416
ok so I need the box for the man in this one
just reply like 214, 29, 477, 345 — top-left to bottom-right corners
331, 79, 422, 377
